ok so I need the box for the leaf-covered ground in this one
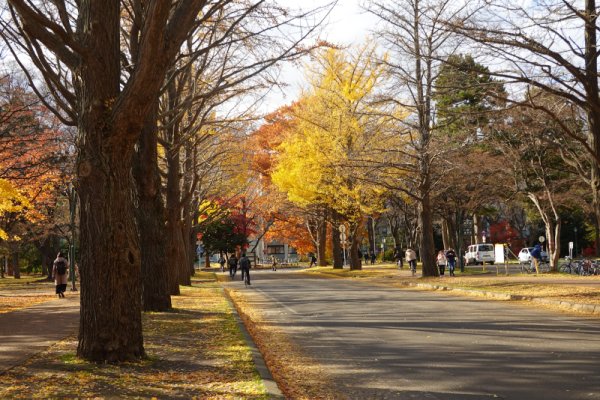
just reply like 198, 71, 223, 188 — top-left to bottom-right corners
0, 294, 55, 314
227, 288, 345, 400
0, 274, 269, 399
0, 275, 56, 313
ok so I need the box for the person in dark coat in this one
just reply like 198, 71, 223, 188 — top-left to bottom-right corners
228, 253, 238, 279
240, 253, 251, 285
445, 248, 457, 276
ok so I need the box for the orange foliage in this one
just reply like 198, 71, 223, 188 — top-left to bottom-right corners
247, 103, 298, 180
0, 75, 70, 238
264, 214, 314, 255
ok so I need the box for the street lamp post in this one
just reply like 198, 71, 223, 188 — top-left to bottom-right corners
69, 183, 78, 292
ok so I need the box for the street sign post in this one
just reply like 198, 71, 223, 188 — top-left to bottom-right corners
569, 241, 573, 259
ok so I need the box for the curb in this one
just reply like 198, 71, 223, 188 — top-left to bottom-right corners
398, 281, 600, 315
222, 288, 284, 400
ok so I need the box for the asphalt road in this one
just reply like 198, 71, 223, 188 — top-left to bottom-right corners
225, 271, 600, 400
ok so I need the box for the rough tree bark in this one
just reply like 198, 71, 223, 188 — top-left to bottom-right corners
349, 221, 364, 270
317, 213, 328, 266
332, 221, 343, 269
133, 101, 172, 312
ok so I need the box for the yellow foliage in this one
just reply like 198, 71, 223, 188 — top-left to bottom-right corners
272, 44, 407, 222
0, 179, 32, 240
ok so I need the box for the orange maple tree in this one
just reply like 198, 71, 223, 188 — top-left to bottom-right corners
0, 75, 71, 243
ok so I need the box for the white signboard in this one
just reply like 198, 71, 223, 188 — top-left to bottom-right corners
494, 243, 505, 264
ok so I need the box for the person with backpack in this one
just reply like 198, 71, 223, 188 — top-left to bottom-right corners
228, 253, 238, 279
239, 253, 251, 285
52, 251, 69, 298
445, 248, 457, 276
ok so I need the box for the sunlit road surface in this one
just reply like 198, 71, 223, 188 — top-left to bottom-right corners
225, 271, 600, 400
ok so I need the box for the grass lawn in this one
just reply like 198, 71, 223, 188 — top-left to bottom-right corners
0, 272, 270, 399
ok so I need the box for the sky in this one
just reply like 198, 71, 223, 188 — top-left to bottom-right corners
261, 0, 376, 112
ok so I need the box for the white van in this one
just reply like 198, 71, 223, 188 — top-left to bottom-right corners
464, 244, 495, 265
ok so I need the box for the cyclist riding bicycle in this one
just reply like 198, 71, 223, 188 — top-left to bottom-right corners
405, 248, 417, 276
530, 244, 543, 273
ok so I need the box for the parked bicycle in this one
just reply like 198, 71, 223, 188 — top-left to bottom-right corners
558, 257, 600, 275
559, 257, 578, 274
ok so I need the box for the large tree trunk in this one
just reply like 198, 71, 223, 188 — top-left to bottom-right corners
332, 221, 343, 269
367, 216, 375, 258
317, 213, 327, 266
455, 209, 466, 272
182, 139, 195, 277
134, 102, 172, 312
164, 84, 187, 292
11, 245, 20, 279
419, 191, 438, 277
75, 1, 148, 362
349, 220, 364, 270
77, 138, 144, 361
584, 0, 600, 257
165, 145, 185, 293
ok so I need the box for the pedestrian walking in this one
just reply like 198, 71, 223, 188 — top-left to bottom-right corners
228, 253, 238, 279
445, 248, 457, 276
364, 251, 369, 264
240, 253, 251, 285
219, 255, 226, 273
405, 248, 417, 276
271, 255, 278, 271
393, 247, 404, 269
370, 252, 376, 265
436, 250, 447, 276
52, 252, 69, 298
309, 254, 317, 268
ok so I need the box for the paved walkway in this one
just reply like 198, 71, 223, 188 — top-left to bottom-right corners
0, 293, 79, 374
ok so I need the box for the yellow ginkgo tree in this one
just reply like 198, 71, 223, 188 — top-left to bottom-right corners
0, 178, 32, 241
272, 44, 404, 269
